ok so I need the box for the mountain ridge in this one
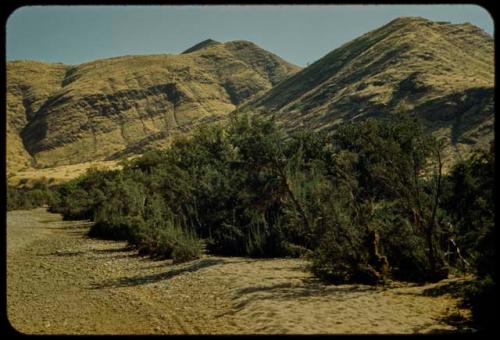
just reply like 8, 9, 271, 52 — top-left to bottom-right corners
6, 40, 300, 174
7, 17, 494, 179
240, 16, 494, 164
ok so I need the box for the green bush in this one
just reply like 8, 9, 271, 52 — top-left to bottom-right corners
245, 218, 290, 258
441, 142, 495, 331
7, 182, 60, 211
462, 276, 496, 332
171, 230, 205, 264
133, 221, 204, 263
310, 215, 374, 284
89, 212, 139, 241
46, 113, 494, 287
378, 214, 430, 282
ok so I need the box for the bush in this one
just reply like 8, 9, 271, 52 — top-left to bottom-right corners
462, 276, 496, 332
171, 230, 205, 264
245, 218, 290, 258
378, 215, 430, 282
89, 212, 139, 241
46, 113, 493, 288
310, 222, 376, 284
133, 221, 204, 263
7, 183, 59, 211
308, 115, 450, 284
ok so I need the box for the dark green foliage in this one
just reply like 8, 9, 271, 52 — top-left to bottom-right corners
375, 207, 430, 282
47, 113, 494, 290
7, 179, 60, 211
90, 212, 138, 241
461, 275, 496, 332
170, 230, 205, 264
442, 142, 495, 332
132, 220, 204, 263
442, 143, 494, 270
309, 115, 450, 283
48, 168, 120, 220
310, 213, 370, 284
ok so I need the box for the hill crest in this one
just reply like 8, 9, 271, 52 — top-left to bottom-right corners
7, 40, 300, 173
240, 16, 494, 164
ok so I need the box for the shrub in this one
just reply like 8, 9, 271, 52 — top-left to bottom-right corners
310, 222, 376, 284
44, 113, 493, 288
378, 214, 430, 282
133, 221, 204, 263
462, 276, 496, 332
245, 218, 290, 258
7, 184, 59, 211
171, 230, 205, 264
89, 211, 139, 241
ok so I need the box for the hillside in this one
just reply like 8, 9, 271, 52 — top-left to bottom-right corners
7, 17, 494, 178
6, 61, 69, 173
241, 17, 494, 163
7, 40, 299, 174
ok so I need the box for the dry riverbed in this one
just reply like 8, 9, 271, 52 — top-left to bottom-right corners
7, 208, 473, 335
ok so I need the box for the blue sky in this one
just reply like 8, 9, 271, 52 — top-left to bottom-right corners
6, 5, 494, 67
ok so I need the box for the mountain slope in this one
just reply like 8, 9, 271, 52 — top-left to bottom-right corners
242, 17, 494, 162
6, 61, 70, 173
7, 41, 300, 172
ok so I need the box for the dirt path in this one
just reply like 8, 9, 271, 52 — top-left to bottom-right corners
7, 208, 472, 334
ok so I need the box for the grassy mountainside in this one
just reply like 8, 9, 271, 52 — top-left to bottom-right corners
241, 17, 494, 164
7, 17, 494, 177
7, 40, 299, 173
6, 61, 70, 173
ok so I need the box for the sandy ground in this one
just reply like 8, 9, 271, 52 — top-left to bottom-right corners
7, 208, 473, 335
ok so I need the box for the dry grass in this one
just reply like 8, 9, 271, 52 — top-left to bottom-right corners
242, 17, 494, 164
7, 41, 300, 173
8, 160, 126, 186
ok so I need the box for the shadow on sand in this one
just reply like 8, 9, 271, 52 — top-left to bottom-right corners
90, 258, 226, 289
218, 279, 381, 317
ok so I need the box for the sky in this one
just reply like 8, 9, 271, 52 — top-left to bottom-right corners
6, 5, 494, 67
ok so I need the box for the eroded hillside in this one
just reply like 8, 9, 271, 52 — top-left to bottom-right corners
7, 40, 299, 173
7, 17, 494, 177
7, 61, 69, 173
242, 17, 494, 163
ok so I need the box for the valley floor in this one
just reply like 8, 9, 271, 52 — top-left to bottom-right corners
7, 208, 472, 335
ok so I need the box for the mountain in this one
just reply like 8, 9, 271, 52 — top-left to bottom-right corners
6, 40, 300, 174
7, 61, 69, 173
241, 17, 494, 163
7, 17, 494, 179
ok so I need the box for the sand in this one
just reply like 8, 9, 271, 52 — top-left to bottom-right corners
7, 208, 472, 334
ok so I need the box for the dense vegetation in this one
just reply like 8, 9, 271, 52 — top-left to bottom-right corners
7, 113, 494, 331
7, 179, 60, 211
443, 145, 495, 332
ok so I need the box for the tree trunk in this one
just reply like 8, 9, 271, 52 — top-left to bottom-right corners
426, 142, 448, 281
367, 229, 390, 278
